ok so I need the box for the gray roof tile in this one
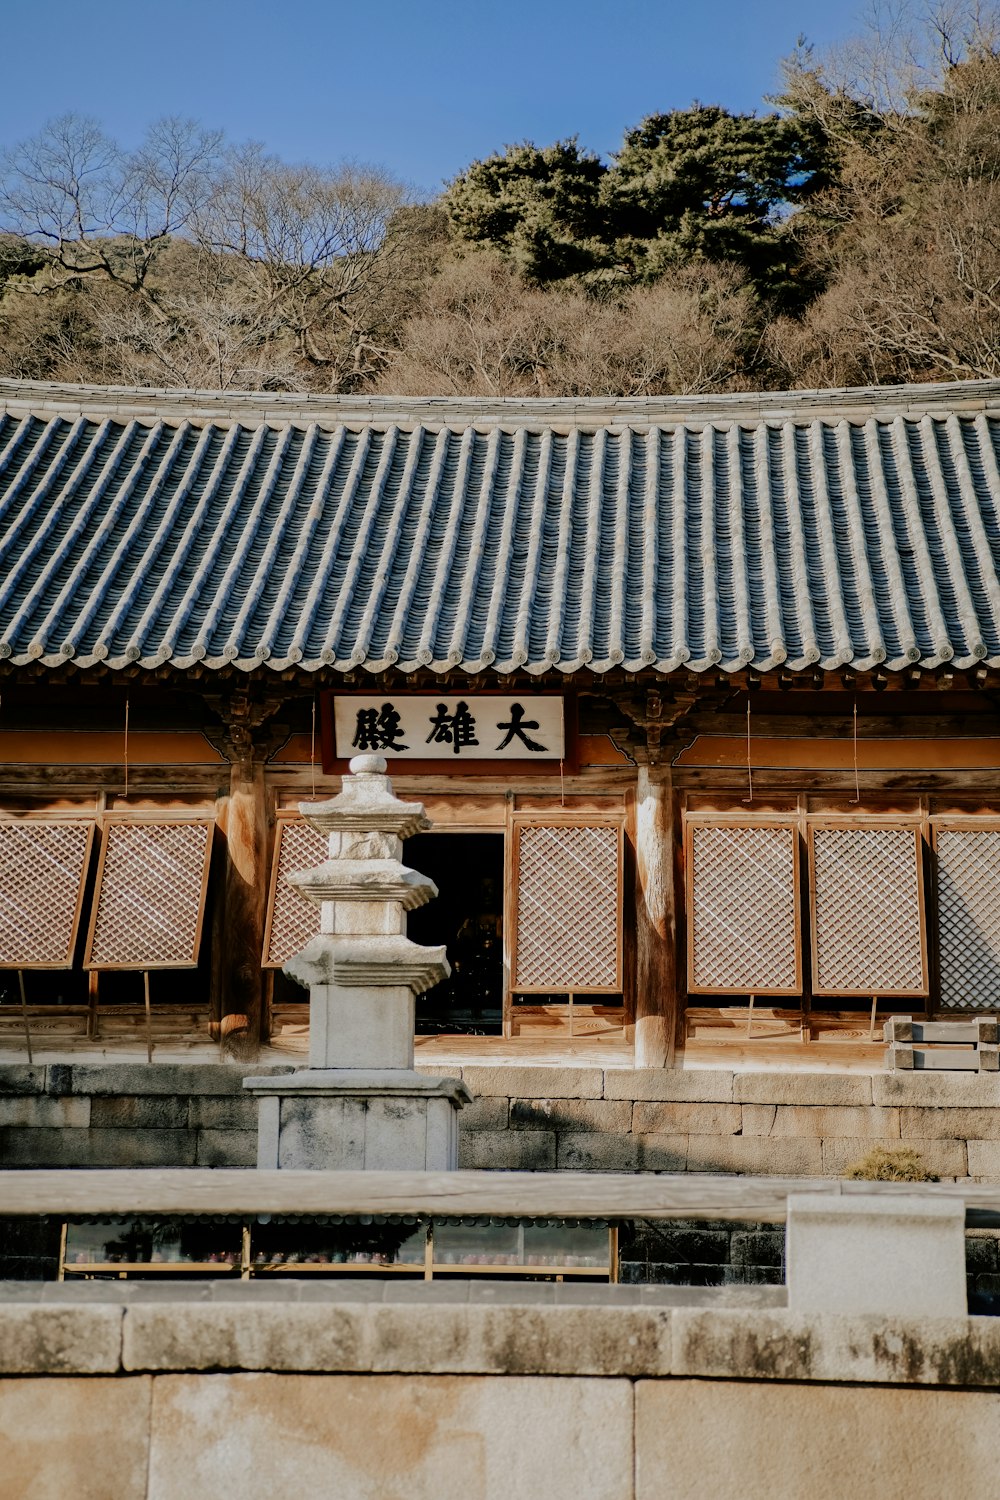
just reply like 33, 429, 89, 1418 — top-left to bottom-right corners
2, 379, 1000, 677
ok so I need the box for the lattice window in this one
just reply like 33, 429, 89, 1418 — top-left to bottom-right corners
810, 825, 927, 996
513, 823, 621, 991
936, 827, 1000, 1011
686, 823, 801, 994
0, 820, 94, 968
262, 817, 327, 968
85, 820, 213, 969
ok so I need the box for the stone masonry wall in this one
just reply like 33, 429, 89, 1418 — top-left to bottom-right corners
2, 1061, 1000, 1293
2, 1062, 1000, 1179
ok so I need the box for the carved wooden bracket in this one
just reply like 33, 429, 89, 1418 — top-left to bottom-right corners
582, 686, 731, 766
202, 689, 290, 771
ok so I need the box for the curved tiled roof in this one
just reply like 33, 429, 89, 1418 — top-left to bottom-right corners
3, 377, 1000, 677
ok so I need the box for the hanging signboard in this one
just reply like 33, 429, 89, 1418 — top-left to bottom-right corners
328, 695, 568, 770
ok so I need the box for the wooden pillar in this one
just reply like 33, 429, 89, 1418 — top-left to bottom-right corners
634, 766, 679, 1069
218, 758, 268, 1050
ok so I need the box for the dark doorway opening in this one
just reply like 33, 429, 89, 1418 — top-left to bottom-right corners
404, 832, 504, 1035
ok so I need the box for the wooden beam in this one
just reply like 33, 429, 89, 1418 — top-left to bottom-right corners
633, 766, 677, 1068
4, 1168, 1000, 1223
219, 759, 269, 1049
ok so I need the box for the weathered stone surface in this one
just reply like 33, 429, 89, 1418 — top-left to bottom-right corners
872, 1072, 1000, 1107
604, 1069, 733, 1102
369, 1304, 671, 1376
194, 1129, 257, 1167
188, 1096, 259, 1130
0, 1305, 123, 1373
510, 1098, 632, 1133
0, 1065, 45, 1095
636, 1376, 1000, 1500
734, 1073, 873, 1106
147, 1373, 634, 1499
966, 1140, 1000, 1178
456, 1097, 509, 1131
458, 1131, 556, 1170
0, 1376, 151, 1499
0, 1095, 90, 1127
65, 1063, 293, 1096
557, 1132, 641, 1171
786, 1194, 966, 1317
632, 1102, 742, 1136
670, 1308, 1000, 1385
636, 1133, 689, 1172
124, 1303, 369, 1372
742, 1105, 900, 1139
684, 1136, 823, 1176
461, 1066, 604, 1099
90, 1095, 189, 1129
901, 1106, 1000, 1140
0, 1126, 197, 1168
821, 1136, 968, 1178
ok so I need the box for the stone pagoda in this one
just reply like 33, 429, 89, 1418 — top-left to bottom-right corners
245, 753, 470, 1170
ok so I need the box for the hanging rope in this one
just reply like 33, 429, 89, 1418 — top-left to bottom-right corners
310, 697, 317, 800
743, 698, 754, 804
123, 697, 130, 801
850, 699, 861, 805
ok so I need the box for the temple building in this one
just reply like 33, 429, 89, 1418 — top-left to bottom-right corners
3, 375, 1000, 1071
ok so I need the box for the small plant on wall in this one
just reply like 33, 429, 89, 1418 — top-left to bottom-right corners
844, 1146, 939, 1182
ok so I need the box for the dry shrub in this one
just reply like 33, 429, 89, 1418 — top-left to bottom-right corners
844, 1145, 938, 1182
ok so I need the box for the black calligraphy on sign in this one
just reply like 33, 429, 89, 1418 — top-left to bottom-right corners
352, 704, 409, 753
426, 701, 479, 754
495, 703, 547, 753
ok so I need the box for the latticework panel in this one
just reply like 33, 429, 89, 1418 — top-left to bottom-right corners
262, 819, 327, 968
936, 828, 1000, 1011
688, 824, 800, 994
514, 824, 621, 990
86, 820, 212, 969
0, 820, 93, 968
811, 825, 927, 995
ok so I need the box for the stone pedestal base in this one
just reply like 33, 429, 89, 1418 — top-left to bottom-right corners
245, 1070, 471, 1172
786, 1193, 967, 1317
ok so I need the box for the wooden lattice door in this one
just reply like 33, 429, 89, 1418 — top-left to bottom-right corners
262, 815, 327, 968
808, 823, 928, 998
685, 821, 802, 996
509, 821, 623, 1005
934, 824, 1000, 1011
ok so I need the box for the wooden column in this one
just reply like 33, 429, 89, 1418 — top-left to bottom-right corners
634, 765, 679, 1069
218, 757, 269, 1050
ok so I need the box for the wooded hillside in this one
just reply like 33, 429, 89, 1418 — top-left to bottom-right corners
2, 6, 999, 397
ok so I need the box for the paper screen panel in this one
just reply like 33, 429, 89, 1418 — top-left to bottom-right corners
811, 825, 926, 995
688, 824, 800, 994
0, 820, 92, 968
936, 827, 1000, 1011
514, 824, 620, 990
86, 820, 212, 969
263, 819, 327, 968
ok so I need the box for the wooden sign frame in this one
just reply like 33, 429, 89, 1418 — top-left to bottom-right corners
807, 820, 929, 999
0, 817, 95, 970
84, 816, 214, 972
684, 817, 803, 997
320, 691, 580, 777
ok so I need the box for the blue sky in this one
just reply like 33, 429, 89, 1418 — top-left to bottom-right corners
3, 1, 856, 194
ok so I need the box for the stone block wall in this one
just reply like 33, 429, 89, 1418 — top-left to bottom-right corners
1, 1061, 999, 1179
3, 1059, 1000, 1293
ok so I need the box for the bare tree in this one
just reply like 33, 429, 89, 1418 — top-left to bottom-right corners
0, 114, 222, 308
379, 254, 761, 397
